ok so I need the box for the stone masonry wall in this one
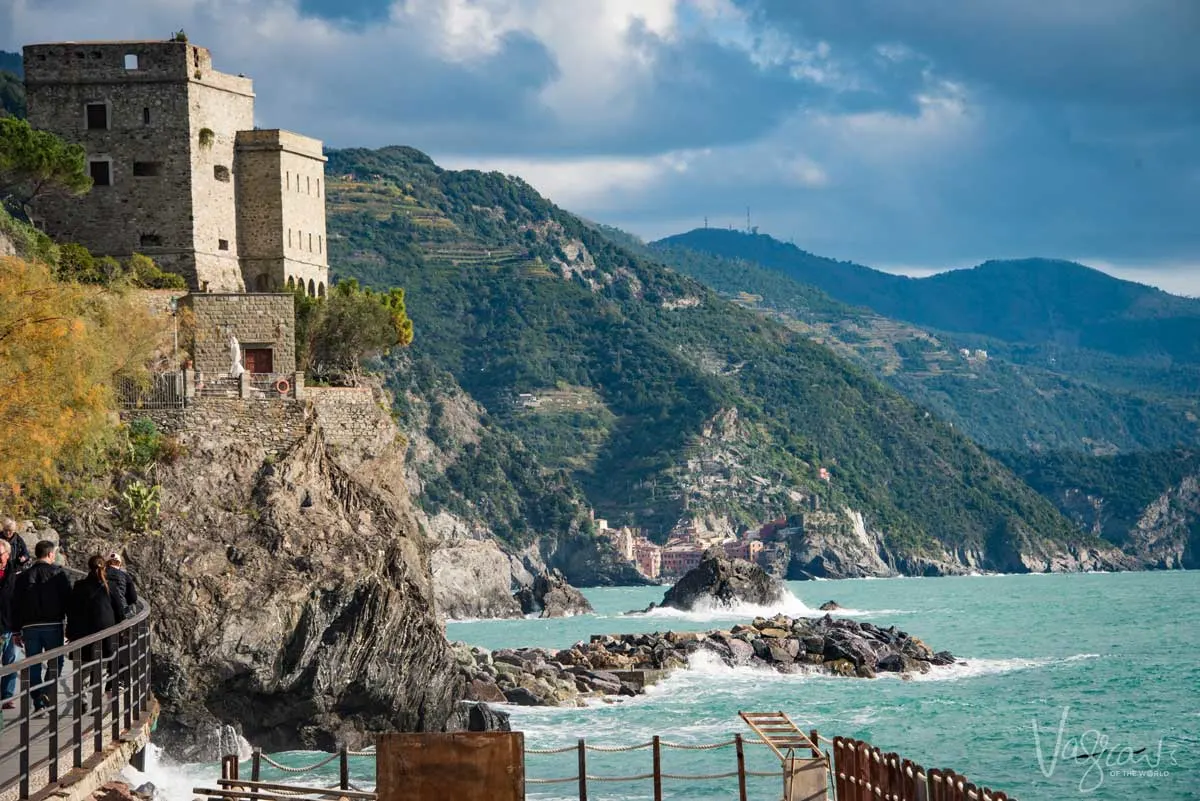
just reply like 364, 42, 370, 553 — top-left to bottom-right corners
127, 398, 310, 456
24, 43, 196, 274
182, 293, 296, 377
308, 387, 397, 456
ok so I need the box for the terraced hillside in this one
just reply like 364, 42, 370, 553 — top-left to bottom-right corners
322, 146, 1124, 575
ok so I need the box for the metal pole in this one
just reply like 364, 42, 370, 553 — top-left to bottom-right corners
577, 738, 587, 801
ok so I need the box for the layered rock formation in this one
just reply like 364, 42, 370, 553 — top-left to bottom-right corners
64, 393, 462, 757
457, 614, 957, 707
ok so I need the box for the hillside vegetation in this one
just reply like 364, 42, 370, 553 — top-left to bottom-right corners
658, 230, 1200, 394
324, 146, 1101, 568
645, 241, 1200, 454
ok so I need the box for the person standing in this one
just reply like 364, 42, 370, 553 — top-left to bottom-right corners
0, 539, 20, 709
1, 518, 30, 573
13, 540, 72, 710
104, 552, 138, 622
67, 555, 119, 698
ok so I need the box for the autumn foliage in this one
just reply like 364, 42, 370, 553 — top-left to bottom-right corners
0, 255, 164, 499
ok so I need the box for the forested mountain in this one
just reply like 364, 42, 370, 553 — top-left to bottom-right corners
643, 241, 1200, 455
0, 51, 24, 119
657, 229, 1200, 373
323, 146, 1124, 577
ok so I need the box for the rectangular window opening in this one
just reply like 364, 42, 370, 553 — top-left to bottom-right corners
124, 53, 139, 70
139, 234, 163, 248
316, 178, 320, 197
143, 107, 151, 125
318, 235, 322, 254
287, 229, 292, 248
85, 103, 109, 130
132, 161, 162, 177
308, 233, 313, 252
213, 165, 231, 182
218, 239, 229, 251
286, 171, 290, 190
307, 176, 311, 194
89, 160, 111, 186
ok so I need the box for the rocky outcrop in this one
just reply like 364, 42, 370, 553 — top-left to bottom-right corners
660, 551, 784, 610
431, 540, 524, 619
64, 399, 462, 757
515, 568, 593, 618
786, 509, 896, 580
1122, 476, 1200, 569
455, 614, 958, 706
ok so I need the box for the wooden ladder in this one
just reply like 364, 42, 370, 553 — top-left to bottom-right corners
739, 711, 822, 760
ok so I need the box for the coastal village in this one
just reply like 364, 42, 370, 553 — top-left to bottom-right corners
595, 507, 842, 580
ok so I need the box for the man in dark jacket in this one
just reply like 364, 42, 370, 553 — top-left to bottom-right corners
0, 539, 20, 708
13, 540, 72, 709
104, 553, 138, 622
1, 518, 30, 573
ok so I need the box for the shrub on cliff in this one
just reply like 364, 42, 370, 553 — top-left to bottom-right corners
295, 278, 413, 384
0, 256, 165, 503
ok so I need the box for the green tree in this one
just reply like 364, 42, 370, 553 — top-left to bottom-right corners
0, 117, 91, 217
295, 279, 414, 384
0, 71, 25, 119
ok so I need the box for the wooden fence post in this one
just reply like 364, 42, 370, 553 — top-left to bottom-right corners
577, 738, 588, 801
652, 736, 662, 801
810, 729, 820, 759
735, 734, 748, 801
340, 745, 350, 790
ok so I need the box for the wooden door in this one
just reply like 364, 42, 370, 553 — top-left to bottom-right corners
243, 347, 273, 374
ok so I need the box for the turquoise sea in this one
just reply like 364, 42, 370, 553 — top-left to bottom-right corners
135, 572, 1198, 800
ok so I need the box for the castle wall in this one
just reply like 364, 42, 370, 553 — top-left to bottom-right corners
182, 293, 296, 377
235, 130, 328, 295
307, 387, 394, 451
24, 43, 196, 275
188, 61, 254, 292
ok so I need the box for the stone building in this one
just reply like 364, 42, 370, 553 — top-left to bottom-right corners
181, 292, 296, 378
22, 39, 328, 294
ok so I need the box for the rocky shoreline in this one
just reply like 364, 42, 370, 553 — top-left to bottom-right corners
456, 613, 958, 707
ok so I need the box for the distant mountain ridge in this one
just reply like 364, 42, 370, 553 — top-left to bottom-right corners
317, 145, 1157, 579
656, 229, 1200, 365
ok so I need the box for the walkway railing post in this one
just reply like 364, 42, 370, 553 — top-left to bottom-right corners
252, 747, 262, 782
340, 745, 350, 790
19, 664, 31, 800
651, 735, 662, 801
735, 733, 748, 801
576, 738, 588, 801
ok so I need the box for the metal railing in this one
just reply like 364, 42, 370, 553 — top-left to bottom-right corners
0, 587, 152, 800
831, 736, 1016, 801
116, 372, 187, 410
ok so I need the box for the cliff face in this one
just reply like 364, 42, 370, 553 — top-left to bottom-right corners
1105, 475, 1200, 569
65, 395, 461, 757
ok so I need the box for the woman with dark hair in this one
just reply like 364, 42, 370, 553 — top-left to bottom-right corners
67, 555, 119, 700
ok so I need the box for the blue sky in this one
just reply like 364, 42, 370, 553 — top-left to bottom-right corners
4, 0, 1198, 294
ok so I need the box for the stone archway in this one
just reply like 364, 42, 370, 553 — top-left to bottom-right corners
317, 282, 326, 298
308, 278, 316, 297
287, 276, 296, 291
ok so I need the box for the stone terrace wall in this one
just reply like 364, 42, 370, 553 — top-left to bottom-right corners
307, 387, 397, 462
127, 398, 310, 455
182, 293, 296, 376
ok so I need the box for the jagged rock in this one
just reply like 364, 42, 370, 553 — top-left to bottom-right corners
431, 540, 524, 619
515, 569, 593, 618
448, 702, 511, 732
819, 601, 841, 611
453, 613, 957, 708
63, 395, 461, 756
660, 550, 785, 610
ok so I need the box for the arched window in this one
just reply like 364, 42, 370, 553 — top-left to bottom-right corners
307, 279, 316, 297
287, 276, 295, 290
317, 282, 326, 298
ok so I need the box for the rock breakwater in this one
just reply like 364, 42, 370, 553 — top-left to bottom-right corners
456, 613, 957, 707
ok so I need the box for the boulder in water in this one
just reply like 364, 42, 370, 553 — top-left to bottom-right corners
515, 569, 593, 618
660, 550, 785, 611
818, 600, 841, 611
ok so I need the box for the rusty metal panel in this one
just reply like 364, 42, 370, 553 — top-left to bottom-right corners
376, 732, 525, 801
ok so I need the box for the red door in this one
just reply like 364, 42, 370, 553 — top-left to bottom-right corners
243, 348, 273, 374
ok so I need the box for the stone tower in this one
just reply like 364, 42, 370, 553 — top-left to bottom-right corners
22, 39, 328, 295
235, 130, 328, 295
